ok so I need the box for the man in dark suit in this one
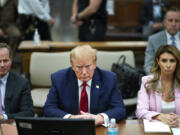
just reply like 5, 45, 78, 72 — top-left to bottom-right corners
141, 0, 169, 38
144, 7, 180, 74
0, 43, 34, 120
44, 45, 126, 126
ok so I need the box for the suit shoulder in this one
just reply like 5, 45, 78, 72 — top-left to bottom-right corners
149, 31, 165, 40
142, 75, 154, 82
51, 67, 72, 78
9, 72, 28, 83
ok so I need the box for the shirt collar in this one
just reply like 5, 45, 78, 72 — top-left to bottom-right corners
166, 31, 179, 41
78, 79, 92, 87
0, 72, 9, 84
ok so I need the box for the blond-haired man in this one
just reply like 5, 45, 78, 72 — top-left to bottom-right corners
44, 45, 126, 126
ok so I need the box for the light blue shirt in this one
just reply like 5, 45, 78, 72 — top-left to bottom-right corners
0, 73, 9, 120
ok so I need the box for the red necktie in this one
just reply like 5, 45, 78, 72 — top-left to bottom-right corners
79, 82, 88, 112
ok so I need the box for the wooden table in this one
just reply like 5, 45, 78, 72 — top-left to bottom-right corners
18, 41, 147, 77
0, 120, 171, 135
96, 120, 171, 135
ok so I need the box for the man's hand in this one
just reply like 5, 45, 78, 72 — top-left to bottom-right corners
0, 114, 4, 121
70, 14, 84, 27
48, 18, 55, 27
152, 22, 163, 31
69, 111, 104, 126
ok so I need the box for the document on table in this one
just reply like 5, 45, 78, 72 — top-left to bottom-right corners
172, 127, 180, 135
143, 119, 171, 133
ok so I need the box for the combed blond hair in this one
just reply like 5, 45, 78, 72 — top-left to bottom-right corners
70, 45, 97, 64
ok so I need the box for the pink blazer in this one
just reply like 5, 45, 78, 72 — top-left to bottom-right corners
136, 75, 180, 120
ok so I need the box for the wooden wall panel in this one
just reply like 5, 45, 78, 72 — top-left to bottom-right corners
108, 0, 180, 28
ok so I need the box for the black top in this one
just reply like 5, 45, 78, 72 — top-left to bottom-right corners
78, 0, 107, 20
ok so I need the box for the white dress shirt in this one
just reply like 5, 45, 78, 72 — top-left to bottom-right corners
18, 0, 51, 22
166, 31, 180, 50
0, 0, 6, 7
0, 73, 9, 120
64, 79, 109, 127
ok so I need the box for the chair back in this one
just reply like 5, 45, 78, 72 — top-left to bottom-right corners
30, 52, 71, 87
97, 50, 135, 71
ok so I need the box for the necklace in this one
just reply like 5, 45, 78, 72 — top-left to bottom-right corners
162, 86, 174, 101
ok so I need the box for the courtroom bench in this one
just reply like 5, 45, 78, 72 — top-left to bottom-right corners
18, 41, 147, 78
105, 27, 145, 41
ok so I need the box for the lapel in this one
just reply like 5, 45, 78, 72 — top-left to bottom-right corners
67, 69, 79, 114
90, 69, 101, 113
154, 78, 162, 112
4, 72, 15, 106
161, 31, 168, 44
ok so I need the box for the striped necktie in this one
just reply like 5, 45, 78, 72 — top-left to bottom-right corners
171, 36, 176, 47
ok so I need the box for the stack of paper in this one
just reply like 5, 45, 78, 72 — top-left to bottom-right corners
143, 119, 171, 133
172, 127, 180, 135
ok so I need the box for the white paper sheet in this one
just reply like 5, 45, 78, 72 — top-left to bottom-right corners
143, 119, 171, 133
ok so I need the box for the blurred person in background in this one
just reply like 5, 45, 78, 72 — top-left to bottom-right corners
0, 0, 21, 57
141, 0, 169, 38
144, 7, 180, 74
18, 0, 54, 40
70, 0, 107, 41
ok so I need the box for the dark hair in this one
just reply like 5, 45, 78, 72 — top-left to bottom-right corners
0, 43, 13, 59
164, 7, 180, 20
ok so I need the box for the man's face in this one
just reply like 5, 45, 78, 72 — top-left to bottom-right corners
164, 11, 180, 35
0, 48, 12, 78
72, 56, 96, 82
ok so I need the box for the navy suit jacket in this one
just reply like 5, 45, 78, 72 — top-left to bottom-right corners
44, 67, 126, 121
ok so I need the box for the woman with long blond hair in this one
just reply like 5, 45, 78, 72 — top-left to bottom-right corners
136, 45, 180, 127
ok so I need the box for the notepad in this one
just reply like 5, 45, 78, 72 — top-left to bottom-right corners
172, 127, 180, 135
143, 119, 171, 133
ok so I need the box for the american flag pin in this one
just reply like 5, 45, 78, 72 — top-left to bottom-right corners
96, 85, 99, 88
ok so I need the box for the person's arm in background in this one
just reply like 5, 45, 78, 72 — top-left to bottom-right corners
26, 0, 54, 26
70, 0, 83, 26
144, 37, 156, 74
71, 0, 78, 22
71, 0, 102, 27
77, 0, 102, 19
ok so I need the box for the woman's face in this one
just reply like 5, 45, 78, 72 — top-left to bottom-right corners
157, 52, 177, 76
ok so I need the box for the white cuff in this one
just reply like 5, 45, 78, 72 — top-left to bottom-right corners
2, 114, 8, 120
63, 114, 71, 119
100, 113, 109, 127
